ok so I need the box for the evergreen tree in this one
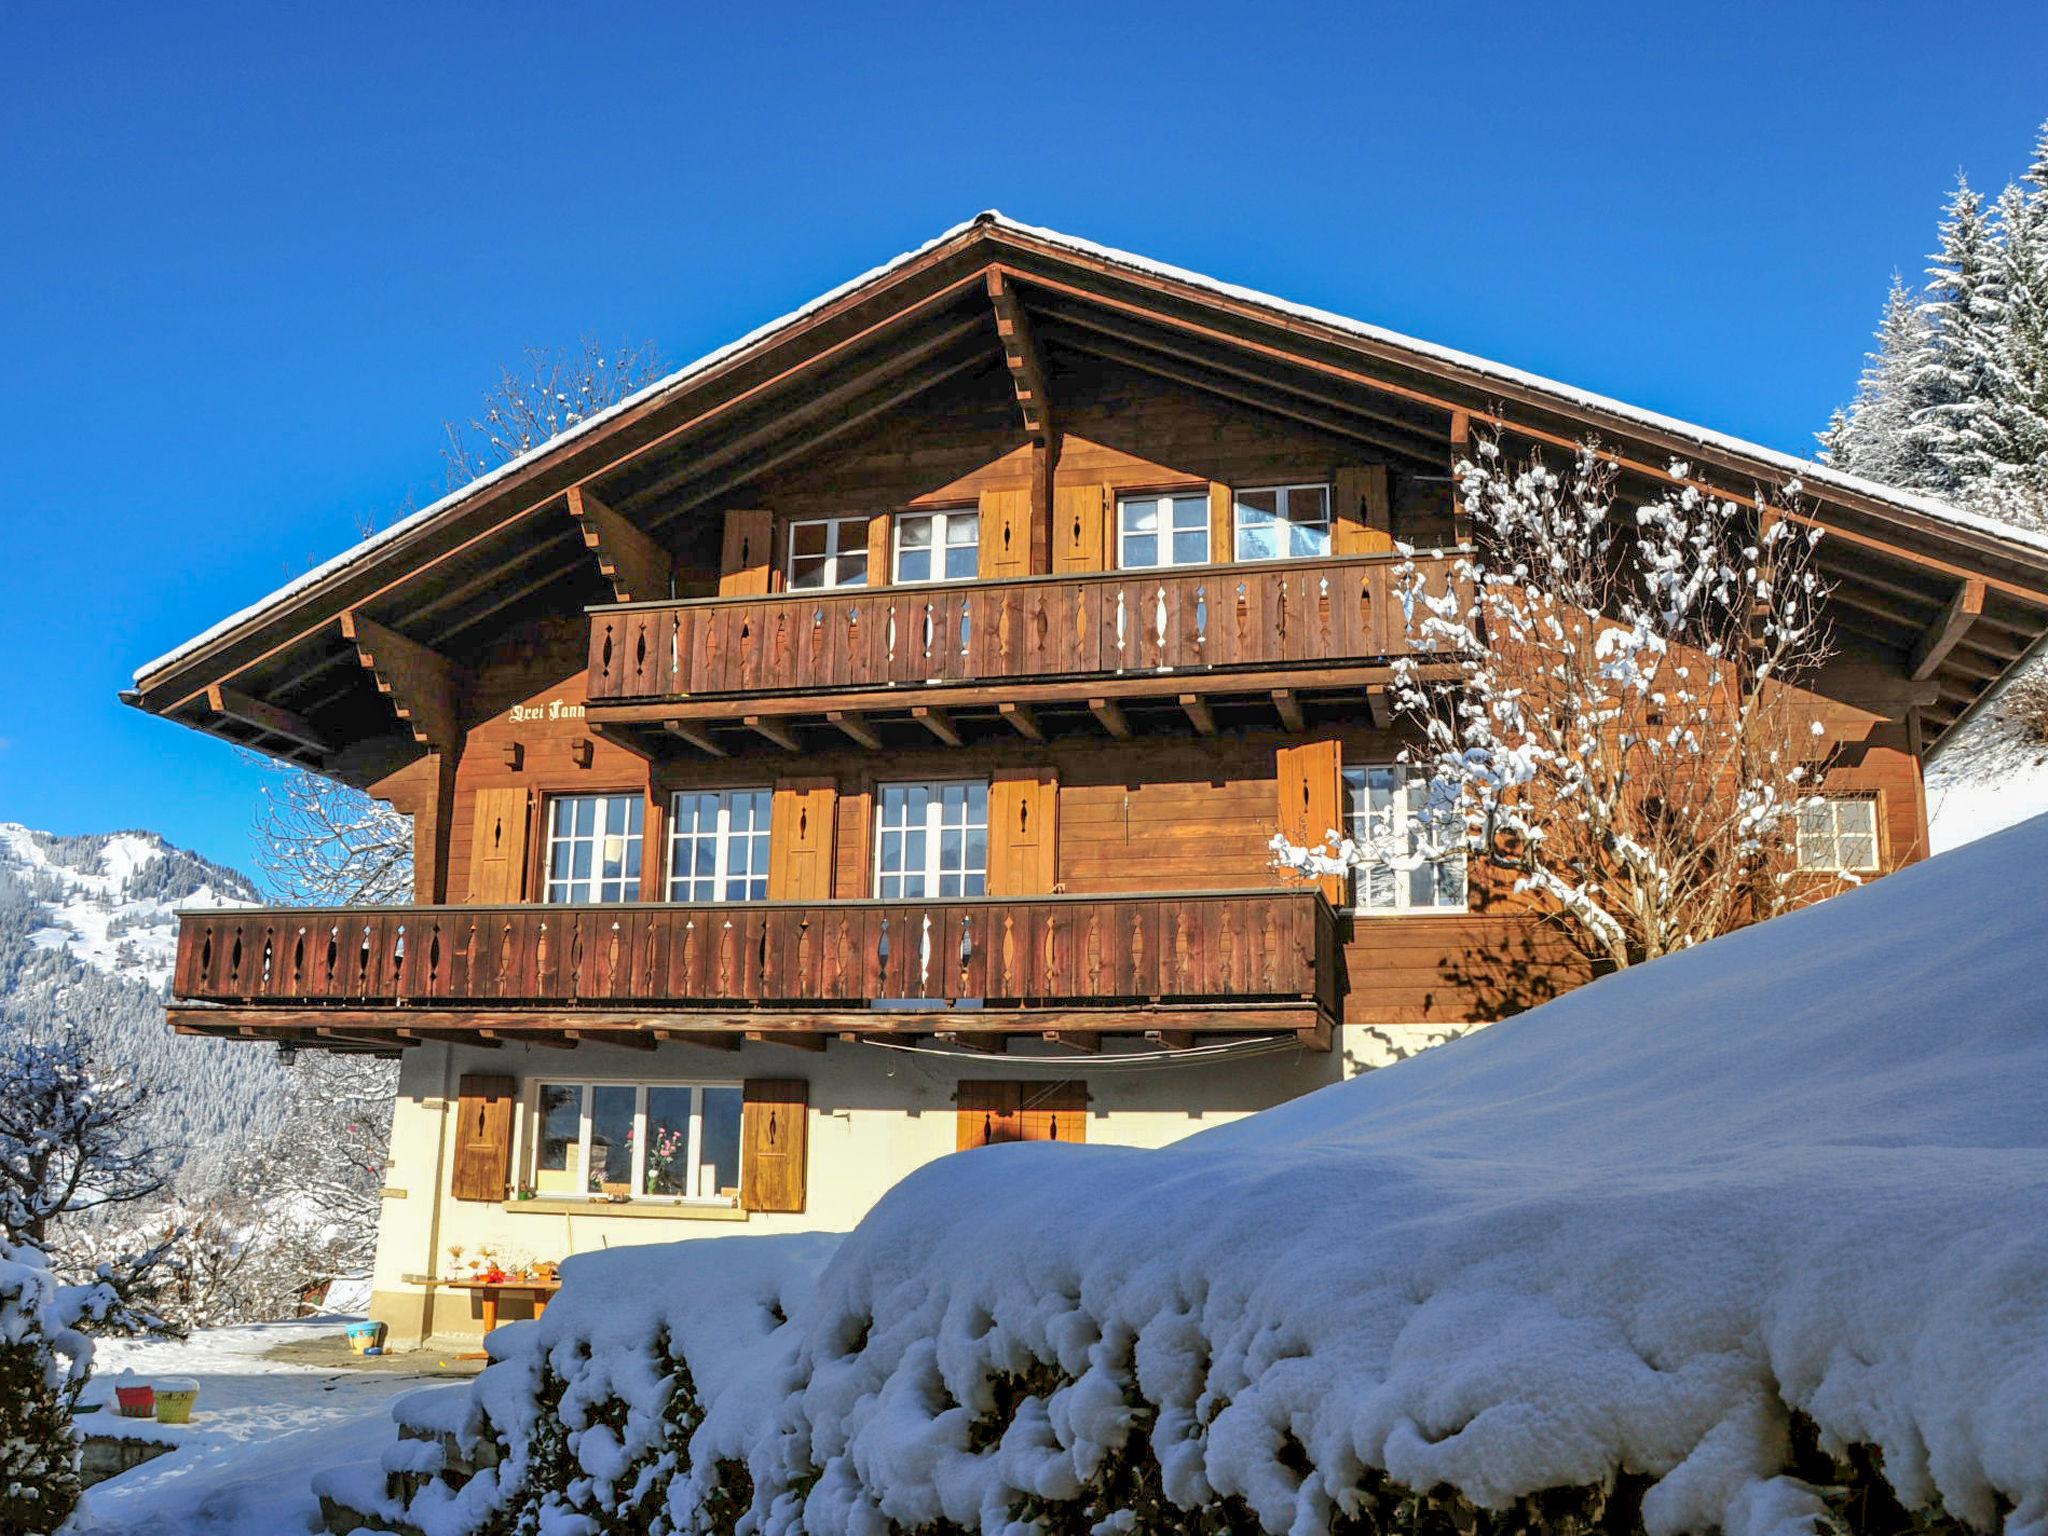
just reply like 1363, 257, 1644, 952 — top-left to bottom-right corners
1820, 274, 1945, 488
1909, 177, 2008, 490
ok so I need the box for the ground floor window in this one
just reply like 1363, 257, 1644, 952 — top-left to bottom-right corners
526, 1080, 743, 1203
1796, 795, 1880, 873
1345, 764, 1468, 912
543, 793, 644, 903
875, 780, 988, 897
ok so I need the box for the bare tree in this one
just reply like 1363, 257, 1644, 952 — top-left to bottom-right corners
1278, 435, 1839, 970
440, 334, 663, 489
252, 760, 415, 906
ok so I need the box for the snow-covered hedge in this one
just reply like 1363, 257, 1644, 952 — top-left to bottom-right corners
335, 818, 2048, 1536
0, 1243, 93, 1534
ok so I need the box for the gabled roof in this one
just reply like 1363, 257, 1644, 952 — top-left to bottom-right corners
126, 212, 2048, 775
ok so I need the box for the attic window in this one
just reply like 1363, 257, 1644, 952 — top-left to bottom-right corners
787, 517, 870, 590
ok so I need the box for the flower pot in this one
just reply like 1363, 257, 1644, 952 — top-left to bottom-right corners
345, 1321, 387, 1355
153, 1378, 199, 1424
114, 1384, 155, 1418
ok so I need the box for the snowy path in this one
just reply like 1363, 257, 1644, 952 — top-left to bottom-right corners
70, 1318, 438, 1535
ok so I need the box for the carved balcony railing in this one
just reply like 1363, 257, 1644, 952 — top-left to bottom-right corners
171, 891, 1341, 1031
586, 552, 1464, 704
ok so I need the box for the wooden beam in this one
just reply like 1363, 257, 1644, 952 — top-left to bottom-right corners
744, 715, 802, 752
340, 612, 464, 752
204, 684, 332, 757
827, 710, 883, 750
663, 719, 729, 757
1088, 697, 1130, 739
998, 701, 1045, 741
586, 719, 660, 763
565, 1028, 660, 1051
936, 1031, 1007, 1053
566, 485, 673, 603
1178, 693, 1216, 736
1364, 685, 1394, 730
1271, 689, 1305, 732
1910, 578, 1985, 680
987, 269, 1056, 443
653, 1029, 740, 1051
1145, 1030, 1195, 1050
745, 1029, 828, 1052
397, 1027, 499, 1047
912, 706, 961, 746
1294, 1017, 1334, 1053
1042, 1030, 1100, 1053
479, 1028, 577, 1049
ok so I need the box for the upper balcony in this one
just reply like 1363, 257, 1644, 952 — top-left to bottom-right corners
169, 889, 1342, 1053
583, 550, 1465, 752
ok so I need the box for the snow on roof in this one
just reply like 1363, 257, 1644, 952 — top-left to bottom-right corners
135, 211, 2048, 686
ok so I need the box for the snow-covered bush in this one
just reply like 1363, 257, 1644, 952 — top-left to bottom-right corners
0, 1243, 92, 1534
340, 818, 2048, 1536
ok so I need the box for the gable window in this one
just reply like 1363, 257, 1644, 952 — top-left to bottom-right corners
1797, 795, 1880, 873
527, 1080, 744, 1203
668, 788, 772, 901
875, 780, 988, 897
1118, 492, 1210, 569
543, 793, 644, 903
895, 508, 979, 583
786, 516, 870, 590
1345, 765, 1467, 913
1235, 484, 1331, 562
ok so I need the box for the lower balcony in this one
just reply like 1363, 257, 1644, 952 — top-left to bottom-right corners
170, 890, 1341, 1052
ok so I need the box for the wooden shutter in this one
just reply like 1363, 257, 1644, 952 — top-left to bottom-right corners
978, 487, 1032, 580
1276, 738, 1344, 904
956, 1080, 1022, 1149
450, 1074, 515, 1202
1333, 465, 1395, 555
1208, 482, 1234, 565
866, 513, 894, 588
719, 509, 774, 595
768, 778, 836, 901
466, 788, 530, 903
741, 1079, 808, 1212
987, 769, 1057, 896
1052, 483, 1111, 573
1020, 1080, 1088, 1143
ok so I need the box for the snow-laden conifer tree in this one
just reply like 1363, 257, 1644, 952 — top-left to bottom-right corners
1276, 436, 1837, 971
1818, 274, 1946, 489
1910, 178, 2009, 491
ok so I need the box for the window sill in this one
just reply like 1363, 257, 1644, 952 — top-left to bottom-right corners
504, 1199, 749, 1222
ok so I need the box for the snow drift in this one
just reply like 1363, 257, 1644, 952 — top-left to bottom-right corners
345, 814, 2048, 1536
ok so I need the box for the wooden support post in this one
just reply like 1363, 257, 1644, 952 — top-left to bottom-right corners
745, 1029, 828, 1052
1449, 409, 1472, 543
1178, 693, 1216, 736
204, 684, 332, 757
744, 715, 802, 752
1294, 1018, 1334, 1053
827, 711, 882, 750
999, 701, 1044, 741
1364, 686, 1393, 730
566, 486, 674, 602
1910, 578, 1985, 680
663, 720, 729, 757
1088, 697, 1130, 739
341, 612, 465, 752
1271, 689, 1305, 732
913, 706, 962, 746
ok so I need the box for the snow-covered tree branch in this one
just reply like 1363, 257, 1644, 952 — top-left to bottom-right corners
1277, 435, 1842, 971
440, 334, 662, 490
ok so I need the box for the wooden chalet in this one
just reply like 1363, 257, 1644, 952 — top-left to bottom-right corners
126, 214, 2048, 1343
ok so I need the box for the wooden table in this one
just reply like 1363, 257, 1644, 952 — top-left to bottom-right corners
428, 1275, 562, 1356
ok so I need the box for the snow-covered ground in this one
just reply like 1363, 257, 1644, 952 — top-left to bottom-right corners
1926, 665, 2048, 852
67, 1316, 442, 1535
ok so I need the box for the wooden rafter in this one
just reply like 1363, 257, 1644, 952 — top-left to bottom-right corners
1088, 697, 1131, 739
1910, 579, 1985, 680
987, 269, 1056, 443
913, 706, 961, 746
663, 719, 729, 757
339, 612, 464, 752
744, 715, 802, 752
1271, 689, 1305, 732
1179, 694, 1216, 736
999, 701, 1044, 741
565, 486, 673, 603
204, 683, 331, 757
827, 710, 882, 749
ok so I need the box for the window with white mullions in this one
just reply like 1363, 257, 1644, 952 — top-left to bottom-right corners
786, 516, 870, 590
894, 508, 979, 583
1234, 483, 1331, 562
874, 780, 989, 897
1345, 765, 1467, 913
667, 788, 772, 901
527, 1080, 744, 1203
1117, 492, 1210, 569
543, 793, 644, 903
1796, 796, 1879, 872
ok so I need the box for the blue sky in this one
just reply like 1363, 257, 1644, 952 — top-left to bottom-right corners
4, 2, 2046, 874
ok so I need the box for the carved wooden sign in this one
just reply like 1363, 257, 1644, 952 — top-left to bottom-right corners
505, 698, 586, 727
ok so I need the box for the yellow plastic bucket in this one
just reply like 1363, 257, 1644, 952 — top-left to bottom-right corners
153, 1378, 199, 1424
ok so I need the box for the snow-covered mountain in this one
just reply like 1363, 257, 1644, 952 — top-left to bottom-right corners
0, 823, 295, 1188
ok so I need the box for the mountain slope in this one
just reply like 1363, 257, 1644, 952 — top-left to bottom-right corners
0, 823, 293, 1189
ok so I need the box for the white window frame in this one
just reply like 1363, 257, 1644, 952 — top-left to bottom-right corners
1797, 795, 1881, 873
1344, 764, 1469, 915
1116, 491, 1211, 570
872, 778, 990, 898
524, 1078, 744, 1205
1233, 482, 1332, 563
785, 516, 870, 590
542, 792, 645, 904
667, 788, 773, 902
893, 507, 980, 585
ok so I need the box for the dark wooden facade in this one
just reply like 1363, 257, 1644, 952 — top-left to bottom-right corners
132, 216, 2048, 1062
